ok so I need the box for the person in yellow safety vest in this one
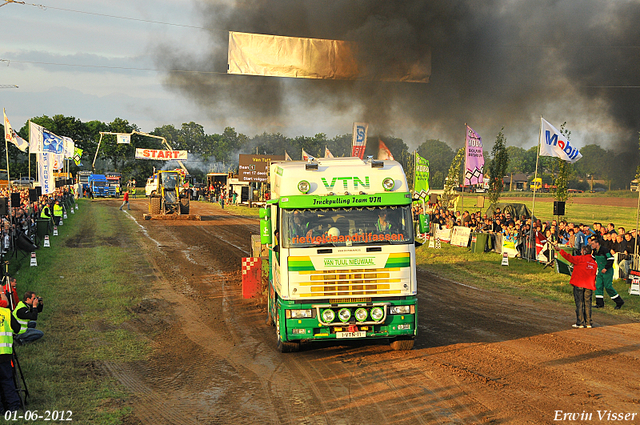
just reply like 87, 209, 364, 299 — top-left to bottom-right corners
53, 200, 63, 226
0, 292, 22, 412
13, 291, 43, 345
40, 202, 52, 220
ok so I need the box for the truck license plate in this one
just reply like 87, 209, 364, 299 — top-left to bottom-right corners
336, 331, 366, 338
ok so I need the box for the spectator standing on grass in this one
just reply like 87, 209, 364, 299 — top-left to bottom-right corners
119, 191, 130, 211
0, 292, 21, 413
589, 236, 624, 310
556, 244, 597, 328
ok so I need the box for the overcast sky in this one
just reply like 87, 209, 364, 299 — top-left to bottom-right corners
1, 0, 219, 131
2, 1, 639, 153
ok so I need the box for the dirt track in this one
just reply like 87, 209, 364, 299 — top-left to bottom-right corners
103, 199, 640, 424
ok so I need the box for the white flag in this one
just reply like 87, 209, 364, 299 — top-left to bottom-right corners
539, 118, 582, 163
302, 149, 311, 161
63, 136, 75, 158
284, 151, 292, 161
3, 109, 29, 152
29, 121, 44, 153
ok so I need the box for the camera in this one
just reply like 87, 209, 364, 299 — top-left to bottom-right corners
36, 296, 43, 303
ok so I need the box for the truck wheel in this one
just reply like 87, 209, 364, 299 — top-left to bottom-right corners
149, 197, 161, 214
179, 198, 190, 214
276, 314, 299, 353
390, 337, 414, 351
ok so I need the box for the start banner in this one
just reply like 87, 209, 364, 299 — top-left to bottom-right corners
135, 148, 188, 160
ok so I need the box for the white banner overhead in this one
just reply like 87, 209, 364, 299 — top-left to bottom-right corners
227, 31, 431, 83
135, 148, 188, 160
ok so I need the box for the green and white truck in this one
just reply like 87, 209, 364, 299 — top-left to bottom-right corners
261, 157, 418, 352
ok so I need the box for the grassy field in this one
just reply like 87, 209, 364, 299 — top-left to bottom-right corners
9, 199, 150, 424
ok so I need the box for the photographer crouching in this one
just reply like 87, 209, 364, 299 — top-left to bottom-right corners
13, 291, 44, 344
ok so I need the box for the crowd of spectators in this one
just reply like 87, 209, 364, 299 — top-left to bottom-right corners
413, 200, 638, 278
0, 186, 76, 254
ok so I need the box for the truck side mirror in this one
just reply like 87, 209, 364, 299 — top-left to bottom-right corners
260, 218, 272, 245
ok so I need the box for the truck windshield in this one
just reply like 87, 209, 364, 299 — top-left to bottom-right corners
282, 205, 414, 248
93, 181, 106, 187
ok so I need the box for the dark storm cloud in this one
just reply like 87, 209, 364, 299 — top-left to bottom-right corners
155, 0, 640, 150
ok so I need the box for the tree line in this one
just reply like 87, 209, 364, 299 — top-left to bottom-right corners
1, 114, 637, 191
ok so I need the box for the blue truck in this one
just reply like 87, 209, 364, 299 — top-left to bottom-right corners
88, 174, 108, 197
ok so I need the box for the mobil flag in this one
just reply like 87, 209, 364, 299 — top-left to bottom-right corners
539, 118, 582, 163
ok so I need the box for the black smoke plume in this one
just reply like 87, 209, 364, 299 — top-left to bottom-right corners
156, 0, 640, 153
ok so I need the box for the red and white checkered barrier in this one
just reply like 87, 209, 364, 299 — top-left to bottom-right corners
242, 257, 262, 299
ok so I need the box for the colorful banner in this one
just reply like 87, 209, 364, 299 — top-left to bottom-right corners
539, 118, 582, 163
52, 154, 64, 171
324, 147, 334, 158
135, 148, 188, 160
302, 149, 311, 161
378, 139, 394, 160
352, 122, 368, 159
414, 153, 430, 198
3, 109, 29, 152
464, 125, 484, 185
73, 147, 83, 166
37, 152, 55, 195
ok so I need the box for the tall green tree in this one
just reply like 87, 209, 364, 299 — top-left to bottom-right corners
442, 148, 464, 208
553, 123, 572, 203
416, 139, 455, 189
488, 128, 509, 206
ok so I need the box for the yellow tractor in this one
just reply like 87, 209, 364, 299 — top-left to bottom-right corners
145, 169, 190, 215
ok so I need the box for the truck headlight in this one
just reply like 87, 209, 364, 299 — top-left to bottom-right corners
389, 305, 411, 315
297, 180, 310, 194
354, 308, 368, 322
370, 307, 384, 321
321, 309, 335, 323
382, 178, 395, 191
288, 309, 312, 319
338, 308, 351, 322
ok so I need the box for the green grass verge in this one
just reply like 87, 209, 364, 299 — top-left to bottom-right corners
9, 199, 151, 424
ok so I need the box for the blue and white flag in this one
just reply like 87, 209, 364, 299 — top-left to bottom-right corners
539, 118, 582, 163
29, 121, 64, 154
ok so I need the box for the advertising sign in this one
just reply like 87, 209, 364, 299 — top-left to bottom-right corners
239, 154, 284, 182
135, 149, 188, 160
